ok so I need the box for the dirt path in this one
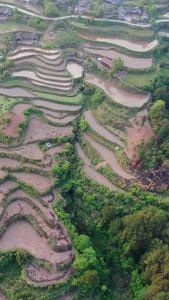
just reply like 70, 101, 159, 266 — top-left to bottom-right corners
85, 110, 124, 147
84, 133, 135, 180
85, 74, 149, 107
76, 142, 121, 191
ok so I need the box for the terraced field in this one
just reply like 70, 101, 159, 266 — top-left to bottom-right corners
8, 46, 73, 93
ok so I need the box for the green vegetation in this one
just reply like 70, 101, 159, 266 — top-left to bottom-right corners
34, 91, 83, 104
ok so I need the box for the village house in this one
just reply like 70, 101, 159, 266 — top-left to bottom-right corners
0, 7, 12, 18
100, 57, 112, 68
117, 6, 142, 19
104, 0, 121, 4
15, 32, 39, 44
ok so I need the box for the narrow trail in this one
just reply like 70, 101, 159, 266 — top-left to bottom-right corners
76, 142, 121, 191
84, 133, 135, 180
85, 110, 124, 147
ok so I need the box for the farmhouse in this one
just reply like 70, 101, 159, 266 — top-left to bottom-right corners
15, 32, 39, 44
118, 6, 142, 19
0, 7, 12, 18
100, 57, 112, 68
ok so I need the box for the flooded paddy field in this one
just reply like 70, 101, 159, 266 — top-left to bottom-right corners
85, 74, 149, 107
33, 100, 81, 111
79, 32, 158, 52
0, 87, 35, 97
67, 62, 84, 78
85, 46, 152, 69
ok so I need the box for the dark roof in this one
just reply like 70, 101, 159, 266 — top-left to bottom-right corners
0, 7, 12, 15
101, 57, 112, 67
118, 6, 142, 15
15, 32, 39, 40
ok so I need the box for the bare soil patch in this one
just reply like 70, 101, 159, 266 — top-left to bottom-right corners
12, 172, 52, 193
24, 117, 73, 143
0, 170, 6, 180
46, 144, 65, 155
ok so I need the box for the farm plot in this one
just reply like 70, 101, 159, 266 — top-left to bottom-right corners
125, 110, 154, 160
0, 220, 73, 264
11, 172, 52, 193
0, 181, 19, 194
39, 108, 79, 124
8, 46, 73, 92
0, 157, 20, 168
33, 100, 81, 112
85, 74, 149, 108
24, 117, 73, 143
0, 144, 44, 160
76, 142, 120, 191
85, 46, 152, 69
0, 87, 35, 98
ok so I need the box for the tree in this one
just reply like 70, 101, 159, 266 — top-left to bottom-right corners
81, 270, 100, 290
109, 58, 124, 77
44, 1, 59, 16
80, 119, 88, 131
91, 91, 103, 108
74, 234, 92, 252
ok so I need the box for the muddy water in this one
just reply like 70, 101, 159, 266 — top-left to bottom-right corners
76, 143, 120, 190
0, 87, 35, 97
33, 100, 81, 111
79, 32, 158, 52
84, 133, 135, 179
85, 47, 152, 69
12, 70, 71, 87
85, 110, 124, 147
67, 62, 84, 78
12, 103, 31, 119
85, 74, 149, 107
46, 114, 78, 124
0, 221, 72, 264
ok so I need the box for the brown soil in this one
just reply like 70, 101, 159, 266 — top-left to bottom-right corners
11, 172, 52, 193
0, 181, 18, 194
2, 113, 22, 137
46, 144, 65, 155
24, 117, 73, 144
94, 161, 108, 170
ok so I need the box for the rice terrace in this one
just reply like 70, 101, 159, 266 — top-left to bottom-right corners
0, 0, 169, 299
